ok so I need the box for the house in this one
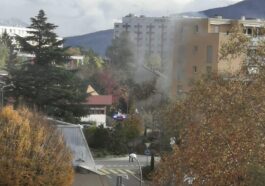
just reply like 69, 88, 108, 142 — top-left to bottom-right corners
81, 85, 113, 127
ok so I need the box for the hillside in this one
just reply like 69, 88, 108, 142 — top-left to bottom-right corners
64, 0, 265, 57
64, 29, 113, 56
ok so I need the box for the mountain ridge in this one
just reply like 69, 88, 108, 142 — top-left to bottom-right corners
64, 29, 113, 56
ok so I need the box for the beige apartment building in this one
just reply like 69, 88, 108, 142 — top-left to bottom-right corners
171, 16, 265, 97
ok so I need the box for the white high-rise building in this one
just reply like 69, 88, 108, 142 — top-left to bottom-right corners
114, 14, 175, 66
0, 25, 34, 48
0, 25, 33, 38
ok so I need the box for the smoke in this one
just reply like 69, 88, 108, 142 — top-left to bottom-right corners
127, 12, 210, 108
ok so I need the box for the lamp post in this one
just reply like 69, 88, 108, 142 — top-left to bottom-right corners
144, 142, 151, 165
1, 84, 14, 108
129, 153, 142, 186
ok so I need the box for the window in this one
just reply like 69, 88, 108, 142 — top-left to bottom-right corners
247, 28, 252, 35
193, 66, 197, 73
193, 46, 198, 54
134, 25, 142, 28
122, 24, 130, 28
207, 45, 213, 63
214, 25, 219, 33
206, 66, 212, 78
179, 46, 185, 55
195, 25, 199, 33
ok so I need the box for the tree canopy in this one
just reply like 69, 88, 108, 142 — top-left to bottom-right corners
153, 77, 265, 186
6, 10, 87, 122
0, 106, 73, 186
16, 9, 66, 65
0, 32, 17, 68
152, 26, 265, 186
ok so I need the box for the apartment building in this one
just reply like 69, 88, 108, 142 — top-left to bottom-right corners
0, 24, 73, 65
171, 16, 265, 97
0, 25, 33, 38
0, 25, 63, 47
0, 25, 35, 47
114, 14, 175, 66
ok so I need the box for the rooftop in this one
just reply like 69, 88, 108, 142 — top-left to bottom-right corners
86, 95, 113, 106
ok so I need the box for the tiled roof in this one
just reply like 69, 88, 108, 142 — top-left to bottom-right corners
86, 95, 113, 105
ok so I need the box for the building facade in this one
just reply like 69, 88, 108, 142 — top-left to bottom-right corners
171, 16, 265, 97
0, 25, 33, 38
114, 14, 175, 67
0, 25, 63, 48
81, 86, 113, 128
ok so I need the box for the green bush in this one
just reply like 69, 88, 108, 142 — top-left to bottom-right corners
83, 116, 143, 155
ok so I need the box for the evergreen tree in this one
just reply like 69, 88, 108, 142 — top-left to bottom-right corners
16, 9, 66, 65
7, 10, 88, 122
0, 31, 17, 68
106, 32, 136, 82
106, 32, 135, 70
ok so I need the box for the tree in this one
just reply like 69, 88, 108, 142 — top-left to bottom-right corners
0, 41, 8, 68
7, 10, 88, 122
106, 32, 135, 69
152, 26, 265, 186
145, 54, 162, 71
9, 65, 88, 122
106, 32, 136, 82
0, 106, 73, 186
16, 10, 66, 65
152, 77, 265, 186
220, 25, 265, 75
0, 31, 17, 68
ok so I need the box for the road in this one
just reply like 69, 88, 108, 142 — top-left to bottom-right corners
95, 155, 155, 186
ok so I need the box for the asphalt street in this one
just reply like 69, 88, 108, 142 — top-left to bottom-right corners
95, 155, 155, 186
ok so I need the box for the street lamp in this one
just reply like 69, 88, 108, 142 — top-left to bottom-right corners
144, 142, 151, 165
129, 153, 143, 186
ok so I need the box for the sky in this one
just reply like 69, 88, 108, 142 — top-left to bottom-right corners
0, 0, 242, 37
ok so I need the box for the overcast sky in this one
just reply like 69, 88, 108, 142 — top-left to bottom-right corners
0, 0, 242, 37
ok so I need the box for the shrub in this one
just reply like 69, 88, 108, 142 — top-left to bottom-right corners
142, 166, 154, 181
0, 106, 73, 186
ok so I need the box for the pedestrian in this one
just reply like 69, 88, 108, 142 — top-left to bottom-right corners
128, 147, 134, 162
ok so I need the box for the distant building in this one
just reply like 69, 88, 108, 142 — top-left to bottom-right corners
170, 16, 265, 97
81, 86, 113, 127
0, 25, 32, 38
0, 25, 63, 47
65, 55, 84, 69
113, 14, 174, 66
0, 25, 34, 48
0, 24, 84, 68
